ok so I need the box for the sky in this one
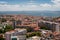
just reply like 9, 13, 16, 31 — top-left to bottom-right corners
0, 0, 60, 11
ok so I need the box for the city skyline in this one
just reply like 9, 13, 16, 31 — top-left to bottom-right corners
0, 0, 60, 11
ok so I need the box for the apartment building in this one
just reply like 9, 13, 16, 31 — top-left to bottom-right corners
38, 20, 60, 32
5, 28, 27, 40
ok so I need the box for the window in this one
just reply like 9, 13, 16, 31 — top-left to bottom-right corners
12, 38, 17, 40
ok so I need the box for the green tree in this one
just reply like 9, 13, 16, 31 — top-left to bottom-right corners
35, 32, 41, 36
1, 18, 7, 22
40, 26, 48, 30
0, 29, 5, 33
0, 29, 3, 33
26, 27, 33, 32
0, 25, 14, 33
4, 25, 14, 32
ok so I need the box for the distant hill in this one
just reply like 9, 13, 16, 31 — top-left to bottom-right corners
0, 11, 60, 17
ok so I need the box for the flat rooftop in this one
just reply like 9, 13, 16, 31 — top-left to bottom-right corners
5, 28, 26, 34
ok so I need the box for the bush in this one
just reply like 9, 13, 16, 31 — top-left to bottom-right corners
26, 32, 41, 38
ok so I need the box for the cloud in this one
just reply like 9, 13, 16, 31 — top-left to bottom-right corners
51, 0, 60, 4
0, 0, 60, 11
0, 4, 21, 11
51, 0, 60, 10
0, 1, 8, 4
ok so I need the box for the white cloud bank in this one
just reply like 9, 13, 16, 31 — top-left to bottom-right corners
0, 0, 60, 11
